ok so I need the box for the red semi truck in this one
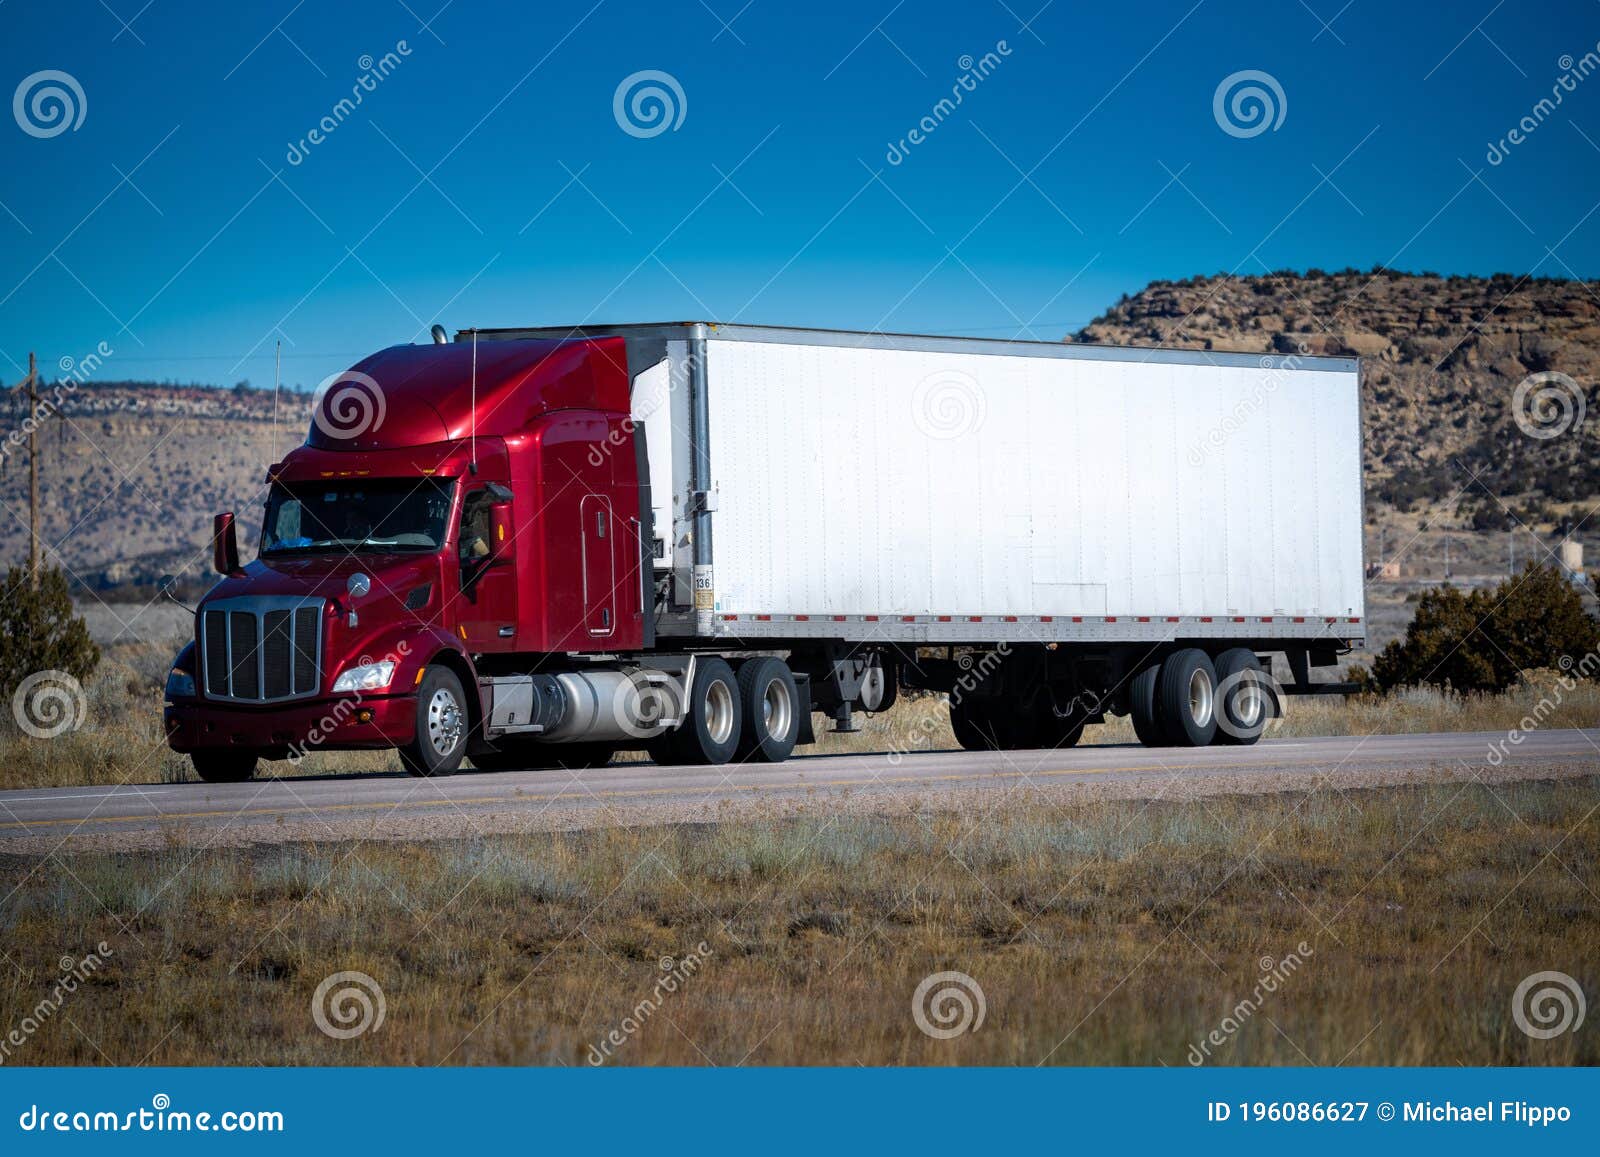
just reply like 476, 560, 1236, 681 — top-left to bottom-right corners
163, 322, 1365, 781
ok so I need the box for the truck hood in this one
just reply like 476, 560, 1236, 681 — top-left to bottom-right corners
203, 554, 440, 609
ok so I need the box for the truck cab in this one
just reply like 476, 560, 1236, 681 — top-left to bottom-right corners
163, 334, 646, 781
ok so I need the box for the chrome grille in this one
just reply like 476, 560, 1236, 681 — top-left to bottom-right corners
200, 597, 323, 702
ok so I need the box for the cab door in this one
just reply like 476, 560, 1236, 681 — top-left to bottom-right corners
580, 494, 615, 637
456, 485, 518, 651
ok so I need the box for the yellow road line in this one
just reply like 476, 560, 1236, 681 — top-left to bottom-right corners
3, 748, 1594, 833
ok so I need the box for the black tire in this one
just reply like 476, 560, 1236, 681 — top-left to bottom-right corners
470, 742, 616, 771
948, 696, 1039, 750
1035, 696, 1086, 749
1154, 648, 1218, 747
735, 658, 800, 763
1128, 659, 1166, 746
1212, 648, 1268, 746
653, 657, 741, 766
399, 666, 469, 777
949, 695, 989, 752
191, 750, 257, 783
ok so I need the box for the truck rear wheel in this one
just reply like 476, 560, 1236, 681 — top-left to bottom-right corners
735, 658, 799, 763
1212, 648, 1268, 746
1154, 648, 1218, 747
651, 657, 741, 766
399, 666, 468, 777
191, 751, 258, 783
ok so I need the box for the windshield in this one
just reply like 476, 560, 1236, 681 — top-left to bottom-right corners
260, 478, 456, 556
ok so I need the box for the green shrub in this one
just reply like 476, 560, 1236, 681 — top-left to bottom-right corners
0, 566, 100, 699
1372, 563, 1599, 692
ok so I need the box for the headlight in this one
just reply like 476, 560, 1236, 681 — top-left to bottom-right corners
331, 661, 397, 693
165, 668, 196, 699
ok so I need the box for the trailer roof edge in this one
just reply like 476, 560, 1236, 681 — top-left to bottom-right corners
463, 321, 1360, 374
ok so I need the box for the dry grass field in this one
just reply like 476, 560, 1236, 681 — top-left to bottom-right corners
0, 777, 1594, 1065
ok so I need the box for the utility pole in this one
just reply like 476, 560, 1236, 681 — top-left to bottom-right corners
1444, 531, 1452, 581
26, 351, 38, 590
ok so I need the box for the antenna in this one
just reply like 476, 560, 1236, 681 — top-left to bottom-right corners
272, 339, 281, 456
469, 328, 478, 475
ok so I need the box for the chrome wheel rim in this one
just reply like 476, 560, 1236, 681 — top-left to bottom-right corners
1234, 674, 1264, 728
427, 686, 464, 756
1187, 667, 1214, 727
762, 678, 793, 741
705, 680, 735, 746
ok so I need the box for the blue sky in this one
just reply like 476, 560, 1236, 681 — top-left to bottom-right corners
3, 0, 1599, 390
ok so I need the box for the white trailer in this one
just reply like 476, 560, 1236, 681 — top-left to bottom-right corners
480, 322, 1365, 759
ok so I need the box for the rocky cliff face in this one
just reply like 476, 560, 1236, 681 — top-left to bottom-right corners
0, 384, 311, 590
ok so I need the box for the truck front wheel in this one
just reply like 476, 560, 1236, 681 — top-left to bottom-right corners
191, 751, 258, 783
399, 666, 469, 777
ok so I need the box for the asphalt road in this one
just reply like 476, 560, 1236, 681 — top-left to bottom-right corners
2, 729, 1597, 852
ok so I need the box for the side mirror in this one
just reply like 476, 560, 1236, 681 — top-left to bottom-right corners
213, 512, 241, 575
488, 501, 515, 565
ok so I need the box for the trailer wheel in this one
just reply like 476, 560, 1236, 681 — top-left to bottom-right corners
1035, 699, 1086, 749
191, 751, 258, 783
1154, 648, 1218, 747
399, 666, 468, 777
1211, 648, 1268, 746
1128, 659, 1166, 746
949, 696, 988, 751
651, 657, 741, 766
949, 697, 1039, 751
735, 658, 800, 763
